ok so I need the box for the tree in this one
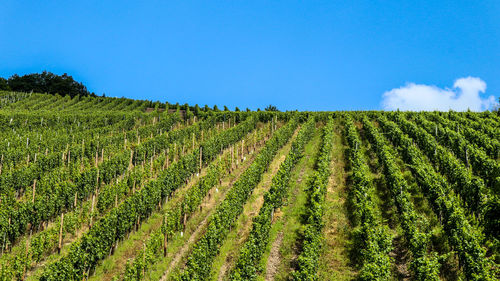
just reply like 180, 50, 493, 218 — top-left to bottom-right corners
0, 77, 10, 90
213, 105, 220, 111
194, 104, 201, 116
5, 71, 90, 97
265, 104, 279, 111
223, 105, 229, 111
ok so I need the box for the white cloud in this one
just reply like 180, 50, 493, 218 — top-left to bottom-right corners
382, 77, 497, 111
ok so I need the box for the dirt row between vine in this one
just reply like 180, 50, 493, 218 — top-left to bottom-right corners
212, 127, 300, 281
91, 124, 273, 281
157, 132, 269, 281
264, 128, 322, 280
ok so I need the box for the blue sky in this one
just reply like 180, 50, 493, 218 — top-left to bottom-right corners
1, 0, 499, 111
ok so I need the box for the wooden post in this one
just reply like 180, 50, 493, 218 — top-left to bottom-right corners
192, 133, 195, 150
32, 179, 37, 203
150, 156, 153, 174
253, 131, 257, 153
241, 139, 244, 162
235, 143, 238, 166
231, 145, 234, 170
58, 213, 64, 254
96, 169, 100, 187
142, 152, 146, 170
143, 242, 146, 276
166, 148, 169, 169
129, 150, 134, 170
199, 147, 203, 173
89, 194, 95, 229
64, 143, 69, 162
163, 215, 168, 257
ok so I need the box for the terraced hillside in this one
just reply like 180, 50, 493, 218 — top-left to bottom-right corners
0, 92, 498, 281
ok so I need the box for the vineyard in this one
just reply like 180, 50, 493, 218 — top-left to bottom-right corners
0, 91, 498, 281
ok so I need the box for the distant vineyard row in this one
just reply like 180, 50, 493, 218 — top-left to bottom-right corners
0, 91, 498, 281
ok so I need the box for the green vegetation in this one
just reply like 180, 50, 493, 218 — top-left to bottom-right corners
0, 91, 498, 281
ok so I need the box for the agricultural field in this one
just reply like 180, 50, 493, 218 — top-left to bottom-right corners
0, 91, 498, 281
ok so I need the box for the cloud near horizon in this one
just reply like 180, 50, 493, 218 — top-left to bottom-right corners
382, 77, 497, 111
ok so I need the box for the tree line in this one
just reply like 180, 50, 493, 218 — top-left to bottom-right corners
0, 71, 92, 97
0, 71, 287, 112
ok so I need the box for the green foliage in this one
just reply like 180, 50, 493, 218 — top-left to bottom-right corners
173, 115, 300, 280
5, 71, 91, 97
0, 93, 498, 281
375, 113, 494, 280
343, 115, 393, 281
38, 116, 258, 280
291, 116, 335, 281
265, 105, 279, 112
0, 78, 10, 91
230, 116, 315, 280
362, 115, 440, 281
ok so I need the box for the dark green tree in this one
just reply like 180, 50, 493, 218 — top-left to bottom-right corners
265, 104, 279, 111
0, 78, 10, 91
6, 71, 90, 97
194, 104, 201, 116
